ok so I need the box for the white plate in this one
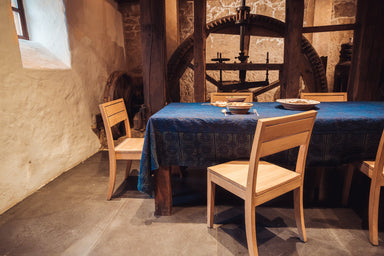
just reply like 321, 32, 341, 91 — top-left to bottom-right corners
276, 98, 320, 110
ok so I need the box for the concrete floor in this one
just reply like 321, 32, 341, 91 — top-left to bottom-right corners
0, 151, 383, 256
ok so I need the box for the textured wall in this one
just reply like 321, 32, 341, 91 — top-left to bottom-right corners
119, 1, 142, 75
0, 0, 126, 214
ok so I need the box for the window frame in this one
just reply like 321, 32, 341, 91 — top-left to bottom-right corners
11, 0, 29, 40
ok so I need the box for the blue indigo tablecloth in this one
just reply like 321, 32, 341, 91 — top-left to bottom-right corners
138, 102, 384, 195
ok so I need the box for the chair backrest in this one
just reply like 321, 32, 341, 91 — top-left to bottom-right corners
210, 92, 253, 102
372, 129, 384, 181
247, 110, 317, 195
99, 99, 131, 153
300, 92, 347, 102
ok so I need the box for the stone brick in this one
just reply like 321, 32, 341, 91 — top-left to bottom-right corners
334, 1, 356, 18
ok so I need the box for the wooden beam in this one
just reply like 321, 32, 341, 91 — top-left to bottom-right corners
302, 23, 355, 33
165, 0, 179, 60
193, 0, 206, 102
281, 0, 304, 98
348, 0, 384, 101
186, 62, 222, 88
140, 0, 167, 114
209, 26, 283, 38
253, 80, 280, 96
243, 35, 250, 57
206, 63, 283, 71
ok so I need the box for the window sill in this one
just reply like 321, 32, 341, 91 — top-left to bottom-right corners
18, 39, 70, 70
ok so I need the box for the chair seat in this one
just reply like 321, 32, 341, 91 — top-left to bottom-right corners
115, 137, 144, 160
360, 161, 375, 178
208, 160, 301, 200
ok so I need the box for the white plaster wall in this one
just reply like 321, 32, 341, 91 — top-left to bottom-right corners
23, 0, 71, 67
0, 0, 126, 214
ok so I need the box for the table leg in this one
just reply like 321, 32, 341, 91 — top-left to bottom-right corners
154, 166, 172, 216
341, 163, 355, 206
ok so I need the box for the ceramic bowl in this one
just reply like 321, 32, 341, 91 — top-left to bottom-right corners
226, 102, 253, 114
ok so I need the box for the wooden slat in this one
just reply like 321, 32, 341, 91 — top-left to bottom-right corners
300, 92, 347, 102
262, 117, 315, 142
104, 102, 126, 116
254, 178, 301, 206
108, 111, 127, 127
260, 131, 310, 157
210, 92, 253, 103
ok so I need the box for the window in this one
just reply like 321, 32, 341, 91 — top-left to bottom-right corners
11, 0, 29, 40
12, 0, 71, 69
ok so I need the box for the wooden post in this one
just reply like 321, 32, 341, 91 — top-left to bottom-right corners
165, 0, 179, 61
140, 0, 167, 114
193, 0, 206, 102
348, 0, 384, 101
154, 166, 172, 216
281, 0, 304, 98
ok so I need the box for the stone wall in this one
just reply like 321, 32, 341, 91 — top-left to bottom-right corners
119, 1, 142, 76
0, 0, 126, 214
118, 0, 356, 101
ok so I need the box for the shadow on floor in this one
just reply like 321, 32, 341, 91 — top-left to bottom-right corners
0, 151, 383, 256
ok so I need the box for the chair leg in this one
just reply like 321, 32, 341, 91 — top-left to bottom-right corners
368, 182, 381, 245
294, 186, 307, 242
125, 160, 132, 179
107, 160, 117, 200
245, 202, 258, 256
341, 164, 354, 206
207, 172, 216, 228
171, 165, 183, 179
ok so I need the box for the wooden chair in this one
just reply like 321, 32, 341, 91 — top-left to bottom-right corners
300, 92, 347, 102
349, 130, 384, 245
207, 110, 317, 256
210, 92, 253, 102
301, 92, 348, 203
99, 98, 144, 200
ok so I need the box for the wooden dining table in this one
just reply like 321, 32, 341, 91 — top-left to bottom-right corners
138, 101, 384, 215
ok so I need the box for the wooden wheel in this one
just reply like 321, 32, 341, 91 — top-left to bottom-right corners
167, 14, 327, 102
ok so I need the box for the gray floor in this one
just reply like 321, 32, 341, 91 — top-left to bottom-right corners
0, 152, 383, 256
